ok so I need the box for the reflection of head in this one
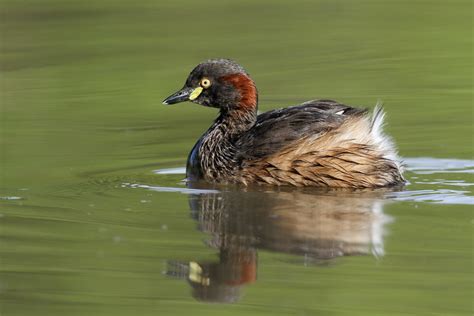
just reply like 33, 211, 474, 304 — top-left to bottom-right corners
166, 248, 257, 303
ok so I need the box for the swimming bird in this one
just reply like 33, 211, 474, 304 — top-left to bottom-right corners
163, 59, 404, 188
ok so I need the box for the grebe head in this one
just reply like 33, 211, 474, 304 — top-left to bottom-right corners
163, 59, 258, 112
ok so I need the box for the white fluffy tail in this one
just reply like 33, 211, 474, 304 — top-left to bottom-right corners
370, 101, 403, 172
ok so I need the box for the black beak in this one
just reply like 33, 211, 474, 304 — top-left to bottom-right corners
162, 87, 194, 105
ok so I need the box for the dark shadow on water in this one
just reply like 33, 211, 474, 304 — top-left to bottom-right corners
165, 183, 396, 303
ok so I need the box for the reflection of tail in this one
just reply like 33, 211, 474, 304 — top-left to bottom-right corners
265, 191, 393, 261
370, 200, 394, 258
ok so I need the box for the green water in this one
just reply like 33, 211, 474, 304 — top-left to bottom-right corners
1, 1, 472, 315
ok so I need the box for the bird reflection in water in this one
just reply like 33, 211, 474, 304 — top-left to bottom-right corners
165, 184, 394, 303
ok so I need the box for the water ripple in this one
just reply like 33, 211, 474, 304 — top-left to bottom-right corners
0, 196, 24, 201
387, 189, 474, 205
154, 167, 186, 175
404, 157, 474, 174
122, 183, 218, 194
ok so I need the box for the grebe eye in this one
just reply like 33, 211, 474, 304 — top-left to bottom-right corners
200, 78, 211, 88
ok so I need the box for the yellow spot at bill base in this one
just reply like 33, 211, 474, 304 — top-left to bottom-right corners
189, 87, 203, 100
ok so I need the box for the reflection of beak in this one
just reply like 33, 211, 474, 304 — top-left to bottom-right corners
162, 87, 203, 105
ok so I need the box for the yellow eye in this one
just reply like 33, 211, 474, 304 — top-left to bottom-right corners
200, 78, 212, 88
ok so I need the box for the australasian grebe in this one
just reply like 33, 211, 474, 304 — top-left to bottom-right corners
163, 59, 404, 188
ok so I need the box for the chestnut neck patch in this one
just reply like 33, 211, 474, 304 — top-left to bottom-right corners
220, 73, 258, 110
